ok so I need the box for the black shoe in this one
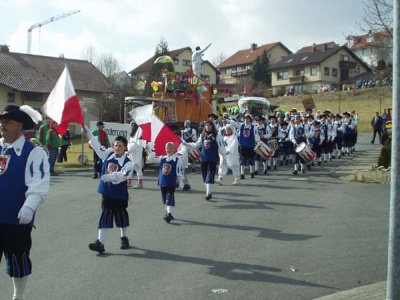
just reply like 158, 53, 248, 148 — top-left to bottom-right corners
165, 213, 174, 223
371, 141, 374, 144
89, 240, 105, 253
250, 173, 254, 178
329, 158, 332, 162
263, 169, 267, 175
120, 236, 130, 249
273, 165, 277, 170
307, 165, 311, 170
292, 170, 298, 175
285, 160, 289, 165
279, 161, 283, 166
240, 174, 245, 180
302, 169, 306, 174
254, 170, 259, 175
50, 172, 59, 176
318, 161, 322, 166
332, 156, 336, 159
183, 184, 191, 190
163, 212, 168, 220
311, 162, 314, 166
205, 194, 212, 201
192, 168, 196, 172
267, 166, 271, 170
92, 175, 98, 179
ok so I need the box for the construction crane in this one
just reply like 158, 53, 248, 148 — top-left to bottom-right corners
27, 10, 80, 54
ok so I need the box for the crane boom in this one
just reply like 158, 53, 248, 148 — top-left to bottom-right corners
27, 9, 80, 54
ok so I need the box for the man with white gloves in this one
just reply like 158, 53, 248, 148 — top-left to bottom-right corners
0, 104, 50, 300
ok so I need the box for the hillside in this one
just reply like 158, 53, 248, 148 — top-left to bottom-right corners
269, 86, 392, 132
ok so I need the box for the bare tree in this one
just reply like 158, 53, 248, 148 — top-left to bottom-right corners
356, 0, 393, 38
213, 51, 228, 67
81, 43, 98, 64
97, 53, 120, 78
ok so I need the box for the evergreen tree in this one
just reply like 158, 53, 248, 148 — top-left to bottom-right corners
251, 50, 271, 87
144, 37, 174, 96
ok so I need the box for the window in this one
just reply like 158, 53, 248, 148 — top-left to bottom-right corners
277, 71, 289, 80
201, 75, 210, 81
286, 58, 293, 63
237, 66, 242, 71
341, 55, 349, 61
295, 69, 304, 76
173, 58, 179, 65
226, 69, 232, 75
7, 92, 15, 103
332, 68, 338, 77
355, 64, 360, 73
21, 92, 42, 102
301, 56, 309, 61
182, 59, 191, 66
310, 67, 318, 76
324, 67, 329, 76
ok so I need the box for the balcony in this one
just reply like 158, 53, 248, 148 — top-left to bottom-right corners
231, 69, 252, 77
339, 61, 357, 70
289, 75, 305, 83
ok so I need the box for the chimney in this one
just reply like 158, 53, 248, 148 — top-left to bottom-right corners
0, 45, 10, 53
250, 43, 257, 51
312, 43, 316, 52
324, 43, 328, 51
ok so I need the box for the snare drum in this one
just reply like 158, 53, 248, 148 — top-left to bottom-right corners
267, 139, 280, 151
295, 142, 316, 163
254, 141, 275, 161
187, 148, 201, 162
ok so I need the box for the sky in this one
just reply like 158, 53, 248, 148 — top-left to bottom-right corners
1, 0, 371, 73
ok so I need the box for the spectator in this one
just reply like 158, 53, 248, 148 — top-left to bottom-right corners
370, 112, 383, 144
91, 121, 110, 179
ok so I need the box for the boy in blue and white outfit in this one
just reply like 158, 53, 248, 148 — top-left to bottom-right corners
84, 126, 133, 253
149, 142, 185, 223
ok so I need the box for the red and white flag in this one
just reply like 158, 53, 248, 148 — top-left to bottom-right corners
42, 66, 84, 134
130, 104, 181, 156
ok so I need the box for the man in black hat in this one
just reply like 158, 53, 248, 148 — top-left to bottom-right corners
0, 104, 50, 300
91, 121, 110, 178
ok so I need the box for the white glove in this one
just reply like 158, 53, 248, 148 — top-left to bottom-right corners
178, 181, 185, 191
222, 158, 227, 166
102, 173, 118, 182
18, 206, 35, 224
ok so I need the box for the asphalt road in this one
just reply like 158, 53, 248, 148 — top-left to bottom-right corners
0, 134, 390, 300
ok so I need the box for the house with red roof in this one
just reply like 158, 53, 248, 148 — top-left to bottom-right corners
216, 42, 292, 85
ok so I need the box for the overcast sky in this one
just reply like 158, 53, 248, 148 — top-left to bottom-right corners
2, 0, 371, 72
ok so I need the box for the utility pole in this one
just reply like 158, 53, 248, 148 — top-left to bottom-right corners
386, 1, 400, 299
27, 10, 80, 54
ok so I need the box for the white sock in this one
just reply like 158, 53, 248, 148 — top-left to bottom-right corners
98, 228, 108, 243
263, 161, 267, 170
166, 206, 173, 214
294, 163, 298, 171
250, 165, 254, 173
206, 183, 212, 195
254, 161, 259, 171
120, 227, 128, 238
13, 276, 28, 300
240, 166, 245, 175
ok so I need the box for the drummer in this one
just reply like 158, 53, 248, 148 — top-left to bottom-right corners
309, 119, 324, 165
267, 114, 280, 170
238, 114, 260, 179
289, 114, 308, 175
181, 119, 198, 172
278, 121, 291, 166
254, 116, 271, 175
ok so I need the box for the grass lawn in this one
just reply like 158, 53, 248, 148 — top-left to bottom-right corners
55, 135, 93, 169
271, 86, 392, 133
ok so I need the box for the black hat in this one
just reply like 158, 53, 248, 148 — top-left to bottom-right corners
323, 109, 331, 114
281, 121, 289, 126
195, 46, 201, 51
208, 113, 218, 119
306, 114, 314, 119
334, 114, 342, 118
255, 116, 266, 121
244, 114, 252, 119
313, 120, 321, 125
319, 114, 327, 119
268, 114, 277, 120
0, 105, 41, 130
96, 121, 105, 126
342, 112, 351, 116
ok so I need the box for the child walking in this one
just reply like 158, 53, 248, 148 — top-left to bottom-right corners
149, 142, 185, 223
83, 126, 133, 253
